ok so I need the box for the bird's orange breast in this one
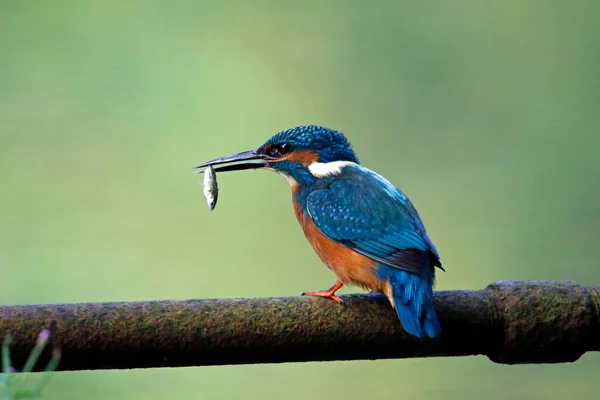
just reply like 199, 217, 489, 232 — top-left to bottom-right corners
293, 195, 381, 291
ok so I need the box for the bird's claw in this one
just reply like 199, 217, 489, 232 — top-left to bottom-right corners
301, 290, 344, 304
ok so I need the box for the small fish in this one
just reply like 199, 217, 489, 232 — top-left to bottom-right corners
201, 165, 219, 210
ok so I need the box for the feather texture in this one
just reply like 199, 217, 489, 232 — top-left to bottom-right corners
303, 164, 442, 338
305, 165, 442, 274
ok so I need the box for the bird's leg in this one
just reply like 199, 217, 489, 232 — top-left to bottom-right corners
302, 281, 344, 304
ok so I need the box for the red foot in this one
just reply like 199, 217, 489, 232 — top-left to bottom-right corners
302, 281, 344, 304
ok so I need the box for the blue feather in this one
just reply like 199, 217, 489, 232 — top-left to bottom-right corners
377, 264, 441, 338
301, 163, 442, 338
304, 165, 442, 273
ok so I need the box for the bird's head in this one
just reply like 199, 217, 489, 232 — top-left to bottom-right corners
194, 125, 359, 186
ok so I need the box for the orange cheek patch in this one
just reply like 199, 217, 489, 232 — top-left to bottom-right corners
287, 150, 319, 166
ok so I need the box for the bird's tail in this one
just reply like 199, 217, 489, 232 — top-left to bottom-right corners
377, 264, 441, 338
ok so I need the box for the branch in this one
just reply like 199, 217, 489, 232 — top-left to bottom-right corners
0, 280, 598, 371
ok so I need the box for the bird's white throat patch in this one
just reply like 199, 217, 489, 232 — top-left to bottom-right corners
308, 161, 356, 178
265, 166, 297, 187
278, 171, 297, 187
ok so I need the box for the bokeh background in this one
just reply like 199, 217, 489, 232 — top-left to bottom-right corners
1, 1, 599, 399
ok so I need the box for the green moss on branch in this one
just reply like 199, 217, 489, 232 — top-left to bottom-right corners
0, 280, 598, 371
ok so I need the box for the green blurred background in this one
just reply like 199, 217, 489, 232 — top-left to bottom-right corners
1, 1, 599, 399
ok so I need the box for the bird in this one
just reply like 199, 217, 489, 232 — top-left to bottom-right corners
194, 125, 443, 338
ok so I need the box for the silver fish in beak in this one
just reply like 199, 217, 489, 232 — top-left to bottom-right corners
194, 148, 268, 210
200, 165, 219, 210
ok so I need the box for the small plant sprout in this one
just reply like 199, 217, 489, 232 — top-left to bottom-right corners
0, 330, 61, 399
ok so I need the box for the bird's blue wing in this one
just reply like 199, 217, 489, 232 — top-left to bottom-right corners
306, 167, 441, 273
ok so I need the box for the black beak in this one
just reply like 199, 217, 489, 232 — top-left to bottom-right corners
193, 149, 268, 173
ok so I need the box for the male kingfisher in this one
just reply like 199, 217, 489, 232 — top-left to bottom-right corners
194, 125, 443, 338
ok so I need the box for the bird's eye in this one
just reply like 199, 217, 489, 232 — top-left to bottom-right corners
279, 143, 292, 155
267, 143, 293, 158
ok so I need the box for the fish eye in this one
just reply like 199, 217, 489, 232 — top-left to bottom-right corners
267, 143, 293, 158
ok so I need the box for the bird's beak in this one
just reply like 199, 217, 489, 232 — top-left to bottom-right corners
193, 149, 268, 173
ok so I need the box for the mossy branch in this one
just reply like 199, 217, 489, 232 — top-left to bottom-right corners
0, 280, 598, 371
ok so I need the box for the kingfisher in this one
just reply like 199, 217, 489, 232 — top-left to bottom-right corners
194, 125, 443, 338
